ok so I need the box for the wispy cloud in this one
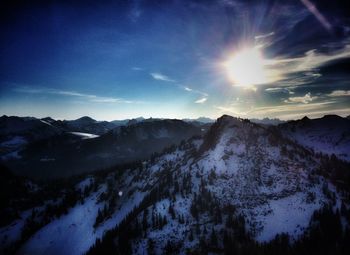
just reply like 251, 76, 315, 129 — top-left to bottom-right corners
15, 87, 139, 104
195, 97, 207, 104
131, 67, 143, 71
214, 105, 247, 116
150, 72, 176, 82
182, 86, 208, 104
284, 92, 317, 104
148, 72, 209, 103
215, 100, 341, 119
182, 86, 208, 97
254, 32, 275, 40
262, 44, 350, 86
327, 90, 350, 97
300, 0, 332, 31
265, 87, 295, 94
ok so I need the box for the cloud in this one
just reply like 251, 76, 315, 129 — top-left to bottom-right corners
195, 97, 207, 104
255, 32, 275, 40
131, 67, 143, 71
232, 41, 350, 88
280, 108, 350, 120
215, 100, 342, 120
182, 86, 208, 97
284, 92, 317, 104
182, 86, 209, 103
265, 87, 295, 94
328, 90, 350, 97
150, 72, 176, 82
300, 0, 332, 31
149, 74, 209, 103
214, 105, 247, 116
15, 87, 138, 104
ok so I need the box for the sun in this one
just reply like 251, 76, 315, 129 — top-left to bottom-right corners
224, 46, 267, 87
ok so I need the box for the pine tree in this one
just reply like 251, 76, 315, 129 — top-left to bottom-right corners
142, 209, 148, 230
147, 238, 155, 255
168, 203, 175, 219
189, 229, 194, 241
210, 227, 218, 246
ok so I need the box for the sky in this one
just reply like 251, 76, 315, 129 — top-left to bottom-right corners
0, 0, 349, 121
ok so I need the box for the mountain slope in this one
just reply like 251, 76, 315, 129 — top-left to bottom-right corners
5, 115, 349, 254
279, 115, 350, 161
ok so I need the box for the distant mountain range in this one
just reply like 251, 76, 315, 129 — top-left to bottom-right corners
0, 116, 208, 179
1, 114, 349, 179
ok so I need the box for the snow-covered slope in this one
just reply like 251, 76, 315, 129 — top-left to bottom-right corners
192, 116, 335, 240
2, 115, 349, 254
279, 115, 350, 161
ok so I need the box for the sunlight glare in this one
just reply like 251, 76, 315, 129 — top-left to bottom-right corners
224, 47, 267, 87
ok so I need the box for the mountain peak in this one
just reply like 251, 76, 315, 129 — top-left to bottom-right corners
198, 115, 247, 154
217, 114, 237, 122
301, 116, 310, 121
216, 114, 248, 127
76, 116, 96, 122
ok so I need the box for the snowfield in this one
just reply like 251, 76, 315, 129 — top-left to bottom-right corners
68, 132, 100, 139
19, 183, 145, 255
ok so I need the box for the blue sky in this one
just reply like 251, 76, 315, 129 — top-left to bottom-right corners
0, 0, 349, 120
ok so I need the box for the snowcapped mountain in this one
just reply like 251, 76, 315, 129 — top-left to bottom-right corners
2, 115, 349, 254
279, 115, 350, 161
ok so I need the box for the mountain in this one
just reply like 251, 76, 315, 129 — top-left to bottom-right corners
3, 119, 205, 179
2, 115, 349, 254
58, 116, 118, 135
183, 117, 215, 124
250, 117, 285, 126
0, 116, 64, 161
278, 114, 350, 161
0, 116, 62, 139
0, 115, 121, 163
111, 117, 146, 126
